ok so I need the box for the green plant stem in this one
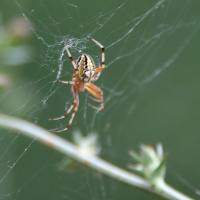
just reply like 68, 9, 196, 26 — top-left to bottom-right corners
0, 113, 193, 200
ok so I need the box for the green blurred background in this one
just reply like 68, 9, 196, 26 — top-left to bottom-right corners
1, 0, 200, 199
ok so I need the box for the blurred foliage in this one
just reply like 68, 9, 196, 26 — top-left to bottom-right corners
58, 131, 101, 171
0, 14, 34, 114
0, 15, 33, 89
128, 144, 166, 184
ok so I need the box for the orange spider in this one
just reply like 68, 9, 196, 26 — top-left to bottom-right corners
49, 36, 105, 132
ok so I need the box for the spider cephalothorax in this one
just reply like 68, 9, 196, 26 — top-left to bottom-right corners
49, 36, 105, 132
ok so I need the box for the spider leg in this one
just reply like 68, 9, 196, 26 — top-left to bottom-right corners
87, 36, 105, 82
48, 103, 74, 121
95, 67, 104, 73
58, 80, 75, 85
48, 80, 74, 121
49, 86, 79, 132
88, 96, 101, 102
85, 82, 104, 111
63, 39, 77, 70
91, 68, 104, 82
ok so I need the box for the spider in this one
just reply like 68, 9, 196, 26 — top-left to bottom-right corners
49, 36, 105, 132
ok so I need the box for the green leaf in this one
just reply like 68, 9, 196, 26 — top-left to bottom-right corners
127, 164, 145, 177
151, 157, 166, 180
128, 150, 142, 163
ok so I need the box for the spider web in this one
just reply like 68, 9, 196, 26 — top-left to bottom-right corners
0, 0, 200, 199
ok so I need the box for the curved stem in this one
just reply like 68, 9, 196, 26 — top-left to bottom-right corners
0, 113, 193, 200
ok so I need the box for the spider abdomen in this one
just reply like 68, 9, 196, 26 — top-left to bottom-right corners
76, 54, 95, 82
